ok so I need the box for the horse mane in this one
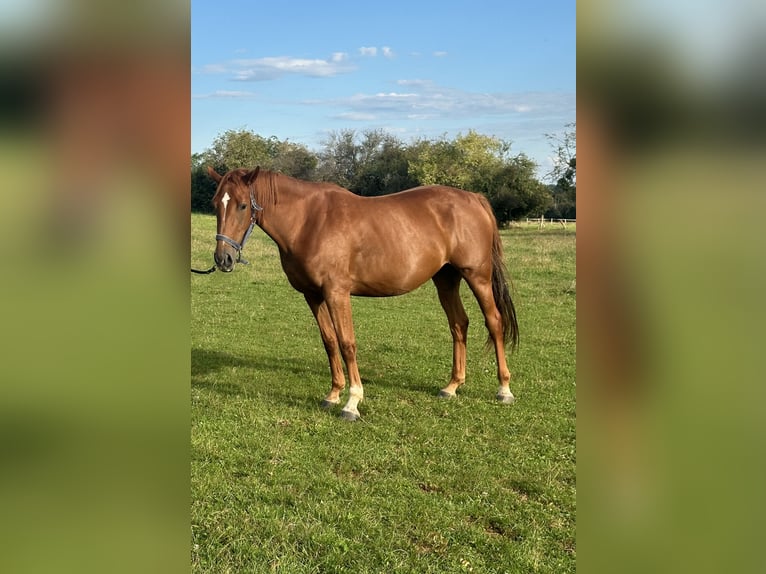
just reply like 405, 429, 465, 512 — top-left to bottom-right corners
251, 168, 347, 207
255, 169, 279, 212
216, 167, 279, 217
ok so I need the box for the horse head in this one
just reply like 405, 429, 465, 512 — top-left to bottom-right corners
208, 166, 261, 272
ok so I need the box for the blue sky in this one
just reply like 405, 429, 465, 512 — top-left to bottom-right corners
192, 0, 575, 179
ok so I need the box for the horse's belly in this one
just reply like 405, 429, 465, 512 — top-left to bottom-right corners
350, 254, 443, 297
280, 235, 447, 297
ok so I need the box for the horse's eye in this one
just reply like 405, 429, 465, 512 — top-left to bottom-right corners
239, 203, 247, 211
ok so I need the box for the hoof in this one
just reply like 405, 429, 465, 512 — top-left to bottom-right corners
496, 392, 516, 404
339, 409, 360, 422
438, 389, 456, 400
321, 399, 339, 410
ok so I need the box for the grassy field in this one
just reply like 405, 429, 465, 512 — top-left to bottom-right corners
191, 213, 576, 573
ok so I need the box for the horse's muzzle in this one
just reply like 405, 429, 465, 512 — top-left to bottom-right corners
213, 249, 235, 272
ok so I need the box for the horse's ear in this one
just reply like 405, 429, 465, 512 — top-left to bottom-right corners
207, 166, 222, 183
244, 166, 260, 186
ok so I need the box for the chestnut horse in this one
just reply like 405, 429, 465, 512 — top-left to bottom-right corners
206, 166, 519, 421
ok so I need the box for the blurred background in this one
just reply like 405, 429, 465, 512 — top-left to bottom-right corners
578, 0, 766, 572
0, 0, 189, 572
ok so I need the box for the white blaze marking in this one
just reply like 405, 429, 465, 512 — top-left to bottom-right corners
220, 192, 230, 228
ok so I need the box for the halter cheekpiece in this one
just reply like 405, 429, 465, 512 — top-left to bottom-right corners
215, 185, 263, 265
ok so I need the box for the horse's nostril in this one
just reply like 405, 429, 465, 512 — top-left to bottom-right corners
214, 251, 233, 269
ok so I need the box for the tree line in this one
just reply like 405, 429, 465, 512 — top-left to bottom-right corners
191, 126, 575, 224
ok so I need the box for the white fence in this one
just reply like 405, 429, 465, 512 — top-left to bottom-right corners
513, 217, 576, 229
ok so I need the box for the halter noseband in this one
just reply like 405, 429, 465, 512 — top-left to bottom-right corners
215, 185, 263, 265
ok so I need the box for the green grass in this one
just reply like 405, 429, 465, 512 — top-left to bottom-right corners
191, 214, 575, 573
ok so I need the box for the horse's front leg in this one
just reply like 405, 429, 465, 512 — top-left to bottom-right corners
323, 291, 363, 421
304, 294, 346, 408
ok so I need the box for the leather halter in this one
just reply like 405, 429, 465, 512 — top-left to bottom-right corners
215, 185, 263, 265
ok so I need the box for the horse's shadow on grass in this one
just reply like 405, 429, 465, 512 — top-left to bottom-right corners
191, 345, 445, 407
191, 348, 329, 407
191, 347, 258, 397
192, 347, 254, 376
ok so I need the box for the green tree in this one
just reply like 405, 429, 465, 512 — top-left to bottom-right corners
191, 168, 216, 213
489, 153, 552, 222
408, 131, 550, 223
271, 140, 318, 180
191, 129, 276, 213
353, 131, 419, 196
202, 129, 278, 171
316, 129, 416, 195
407, 137, 460, 187
191, 152, 217, 213
545, 123, 576, 219
407, 130, 510, 192
316, 129, 358, 189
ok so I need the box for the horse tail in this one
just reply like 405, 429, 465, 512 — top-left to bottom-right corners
478, 195, 519, 352
492, 228, 520, 351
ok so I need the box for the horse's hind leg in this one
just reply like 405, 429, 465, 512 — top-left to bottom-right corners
463, 271, 515, 404
304, 294, 346, 408
433, 266, 469, 399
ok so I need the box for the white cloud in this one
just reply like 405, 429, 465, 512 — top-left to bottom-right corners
374, 92, 418, 99
397, 79, 434, 88
233, 56, 352, 80
200, 63, 228, 74
198, 46, 394, 83
433, 51, 448, 57
335, 112, 378, 121
192, 90, 257, 99
359, 46, 394, 58
198, 54, 356, 81
319, 81, 575, 125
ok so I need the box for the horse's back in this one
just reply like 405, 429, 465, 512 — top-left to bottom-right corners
359, 185, 491, 224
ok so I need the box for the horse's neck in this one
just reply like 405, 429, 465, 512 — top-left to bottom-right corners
256, 175, 305, 252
